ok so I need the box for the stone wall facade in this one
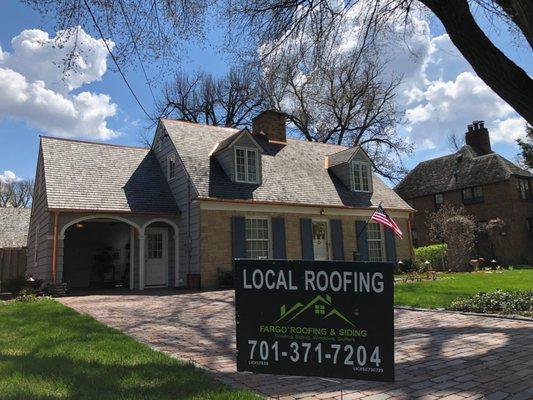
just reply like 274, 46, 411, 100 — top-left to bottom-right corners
199, 207, 412, 288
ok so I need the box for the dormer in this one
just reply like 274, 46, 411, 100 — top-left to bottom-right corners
325, 147, 373, 193
210, 128, 264, 184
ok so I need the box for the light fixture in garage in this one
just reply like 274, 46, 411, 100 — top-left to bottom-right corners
75, 223, 84, 229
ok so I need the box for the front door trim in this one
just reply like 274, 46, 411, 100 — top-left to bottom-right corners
144, 227, 169, 287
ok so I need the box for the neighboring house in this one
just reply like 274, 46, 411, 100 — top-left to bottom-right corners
0, 207, 31, 249
395, 121, 533, 265
26, 110, 413, 290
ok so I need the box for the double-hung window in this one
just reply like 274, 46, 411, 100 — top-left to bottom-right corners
434, 193, 444, 209
245, 218, 270, 259
167, 155, 176, 180
235, 147, 259, 183
517, 178, 531, 200
462, 186, 483, 204
367, 223, 385, 262
352, 162, 371, 192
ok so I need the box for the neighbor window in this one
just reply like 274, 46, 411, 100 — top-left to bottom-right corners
235, 147, 259, 183
245, 218, 270, 259
167, 155, 176, 180
352, 162, 371, 192
367, 223, 385, 262
434, 193, 444, 209
462, 186, 484, 204
517, 178, 531, 200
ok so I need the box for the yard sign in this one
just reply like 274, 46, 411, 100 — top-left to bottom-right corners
234, 260, 394, 382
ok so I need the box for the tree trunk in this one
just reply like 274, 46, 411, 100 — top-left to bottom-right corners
495, 0, 533, 49
420, 0, 533, 125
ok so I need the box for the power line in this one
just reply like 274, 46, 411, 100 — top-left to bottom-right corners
117, 0, 157, 103
82, 0, 155, 122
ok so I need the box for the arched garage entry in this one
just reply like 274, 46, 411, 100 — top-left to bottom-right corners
61, 216, 140, 289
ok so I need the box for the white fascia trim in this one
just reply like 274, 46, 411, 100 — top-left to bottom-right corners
198, 199, 410, 219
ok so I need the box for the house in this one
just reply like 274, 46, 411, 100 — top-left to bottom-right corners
26, 110, 414, 290
395, 121, 533, 265
0, 207, 31, 249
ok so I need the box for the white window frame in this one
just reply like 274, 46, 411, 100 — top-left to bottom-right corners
167, 154, 176, 181
234, 146, 260, 184
245, 217, 271, 259
351, 161, 372, 192
367, 223, 386, 262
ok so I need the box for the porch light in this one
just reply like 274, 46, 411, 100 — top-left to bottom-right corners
75, 223, 84, 229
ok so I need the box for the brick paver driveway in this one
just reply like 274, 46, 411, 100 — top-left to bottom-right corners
59, 290, 533, 400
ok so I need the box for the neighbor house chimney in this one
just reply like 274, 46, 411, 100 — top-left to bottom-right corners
252, 110, 286, 143
465, 120, 491, 155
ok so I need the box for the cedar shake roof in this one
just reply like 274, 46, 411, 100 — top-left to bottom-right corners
161, 119, 412, 210
0, 207, 31, 248
395, 145, 532, 199
40, 137, 178, 213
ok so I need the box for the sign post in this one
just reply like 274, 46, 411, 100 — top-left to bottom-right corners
234, 260, 394, 382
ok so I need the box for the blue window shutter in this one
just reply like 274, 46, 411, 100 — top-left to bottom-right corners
356, 221, 369, 261
330, 219, 344, 260
272, 217, 286, 259
385, 228, 397, 263
300, 218, 314, 260
231, 216, 246, 259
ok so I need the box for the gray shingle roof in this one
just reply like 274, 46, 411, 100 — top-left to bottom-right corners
0, 208, 31, 248
395, 145, 532, 199
327, 147, 360, 168
41, 137, 178, 213
162, 119, 411, 210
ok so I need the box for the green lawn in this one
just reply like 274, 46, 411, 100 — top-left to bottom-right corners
0, 299, 259, 400
394, 269, 533, 309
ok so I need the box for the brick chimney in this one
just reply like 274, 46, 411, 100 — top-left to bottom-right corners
252, 110, 286, 143
465, 120, 492, 155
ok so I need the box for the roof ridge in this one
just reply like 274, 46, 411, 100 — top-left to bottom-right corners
160, 118, 240, 132
40, 135, 149, 151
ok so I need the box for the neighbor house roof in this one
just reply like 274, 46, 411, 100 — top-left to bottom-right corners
395, 145, 532, 199
40, 137, 178, 213
161, 119, 412, 210
0, 207, 31, 248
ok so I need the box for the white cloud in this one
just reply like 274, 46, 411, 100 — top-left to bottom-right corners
0, 27, 118, 140
0, 170, 19, 184
491, 117, 528, 143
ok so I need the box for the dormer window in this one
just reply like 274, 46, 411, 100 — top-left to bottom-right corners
352, 161, 372, 192
235, 146, 259, 183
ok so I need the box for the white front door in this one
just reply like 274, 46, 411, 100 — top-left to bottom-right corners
312, 221, 329, 261
145, 228, 168, 286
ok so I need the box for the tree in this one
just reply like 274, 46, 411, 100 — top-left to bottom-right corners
517, 124, 533, 169
23, 0, 533, 126
0, 179, 34, 208
427, 203, 476, 271
156, 67, 266, 128
484, 218, 506, 260
447, 132, 465, 151
232, 0, 533, 125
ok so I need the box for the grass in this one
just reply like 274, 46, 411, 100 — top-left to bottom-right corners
0, 299, 260, 400
394, 269, 533, 309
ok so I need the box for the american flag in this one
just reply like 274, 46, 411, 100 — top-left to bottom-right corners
370, 204, 403, 239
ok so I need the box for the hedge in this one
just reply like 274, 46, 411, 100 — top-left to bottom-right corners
414, 243, 447, 271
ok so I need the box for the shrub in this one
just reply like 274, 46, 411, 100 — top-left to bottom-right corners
1, 277, 42, 296
218, 269, 234, 288
450, 290, 533, 316
414, 244, 447, 271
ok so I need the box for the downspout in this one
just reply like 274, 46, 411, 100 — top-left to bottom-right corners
187, 174, 191, 274
407, 212, 415, 260
51, 211, 59, 283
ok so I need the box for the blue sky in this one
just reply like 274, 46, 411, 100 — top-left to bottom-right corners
0, 1, 531, 185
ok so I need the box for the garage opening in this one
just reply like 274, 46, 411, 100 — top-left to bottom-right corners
63, 220, 133, 289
